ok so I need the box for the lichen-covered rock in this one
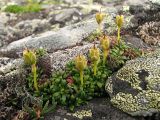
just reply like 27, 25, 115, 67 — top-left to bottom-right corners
0, 58, 27, 119
105, 48, 160, 116
137, 21, 160, 46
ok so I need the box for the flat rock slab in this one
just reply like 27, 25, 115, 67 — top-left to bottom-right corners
0, 19, 99, 58
105, 48, 160, 116
44, 98, 146, 120
1, 6, 137, 58
1, 0, 159, 58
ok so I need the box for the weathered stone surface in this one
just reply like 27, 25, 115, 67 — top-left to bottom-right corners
45, 98, 145, 120
63, 0, 89, 4
0, 19, 99, 58
105, 48, 160, 116
50, 43, 94, 71
124, 35, 149, 49
137, 21, 160, 46
49, 8, 82, 25
0, 11, 137, 58
129, 0, 160, 25
0, 57, 26, 119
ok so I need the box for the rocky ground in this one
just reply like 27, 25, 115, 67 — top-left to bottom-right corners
0, 0, 160, 120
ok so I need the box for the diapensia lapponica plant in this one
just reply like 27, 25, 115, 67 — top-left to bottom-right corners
20, 10, 141, 120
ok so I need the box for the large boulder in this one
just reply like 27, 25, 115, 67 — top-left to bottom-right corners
105, 48, 160, 116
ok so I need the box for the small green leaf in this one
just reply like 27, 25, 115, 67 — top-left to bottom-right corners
69, 105, 74, 111
61, 95, 66, 105
97, 82, 103, 88
53, 92, 60, 97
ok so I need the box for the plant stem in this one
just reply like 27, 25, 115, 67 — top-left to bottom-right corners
80, 70, 84, 87
93, 62, 97, 76
103, 50, 106, 65
103, 50, 109, 65
98, 24, 102, 34
32, 64, 38, 91
117, 27, 121, 44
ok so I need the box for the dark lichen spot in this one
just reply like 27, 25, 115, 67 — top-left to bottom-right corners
112, 76, 139, 96
136, 69, 149, 90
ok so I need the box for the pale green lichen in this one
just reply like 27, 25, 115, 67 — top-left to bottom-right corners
116, 55, 160, 90
105, 77, 113, 94
111, 92, 141, 113
67, 110, 92, 119
106, 49, 160, 116
111, 90, 160, 114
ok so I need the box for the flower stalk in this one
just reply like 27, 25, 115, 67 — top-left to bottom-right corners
75, 55, 87, 87
32, 64, 38, 91
80, 70, 84, 85
89, 45, 100, 76
102, 50, 109, 65
116, 15, 124, 44
23, 49, 38, 91
100, 35, 110, 65
95, 10, 105, 33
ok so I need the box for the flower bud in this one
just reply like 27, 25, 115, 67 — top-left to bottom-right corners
23, 49, 36, 65
89, 45, 100, 63
116, 15, 124, 28
100, 35, 110, 50
96, 12, 105, 25
75, 55, 87, 72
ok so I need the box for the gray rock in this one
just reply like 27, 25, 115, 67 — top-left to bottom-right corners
137, 21, 160, 46
124, 35, 149, 49
15, 19, 50, 32
150, 0, 160, 5
0, 57, 26, 119
50, 43, 94, 71
44, 98, 142, 120
13, 19, 51, 38
0, 19, 99, 58
105, 48, 160, 116
123, 0, 148, 6
63, 0, 89, 4
1, 7, 139, 58
0, 22, 8, 47
49, 8, 82, 25
129, 0, 160, 25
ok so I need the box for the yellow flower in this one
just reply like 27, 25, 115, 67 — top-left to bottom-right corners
75, 55, 87, 72
89, 45, 100, 62
116, 15, 124, 28
23, 49, 36, 65
75, 55, 87, 86
100, 35, 110, 50
100, 35, 110, 65
95, 12, 105, 25
89, 45, 100, 75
